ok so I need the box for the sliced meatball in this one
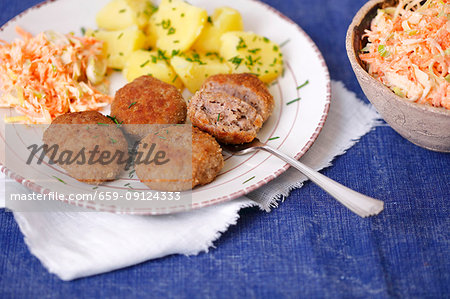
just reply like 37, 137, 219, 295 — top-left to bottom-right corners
188, 91, 263, 144
135, 126, 224, 191
201, 73, 274, 122
111, 75, 187, 140
43, 111, 128, 185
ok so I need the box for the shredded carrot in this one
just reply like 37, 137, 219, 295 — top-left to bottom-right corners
0, 27, 112, 123
360, 0, 450, 110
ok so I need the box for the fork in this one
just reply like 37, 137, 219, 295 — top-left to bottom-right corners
222, 138, 384, 217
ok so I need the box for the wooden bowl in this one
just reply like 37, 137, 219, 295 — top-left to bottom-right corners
346, 0, 450, 152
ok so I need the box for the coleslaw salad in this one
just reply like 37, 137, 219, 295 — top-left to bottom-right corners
0, 27, 112, 123
360, 0, 449, 109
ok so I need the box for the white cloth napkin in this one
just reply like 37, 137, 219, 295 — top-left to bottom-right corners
0, 81, 381, 280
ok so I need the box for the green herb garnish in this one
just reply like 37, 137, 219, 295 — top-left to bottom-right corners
53, 176, 66, 184
236, 37, 247, 50
117, 32, 124, 39
242, 176, 255, 184
106, 115, 120, 125
280, 39, 290, 47
296, 80, 309, 90
140, 60, 150, 67
378, 44, 389, 57
228, 56, 243, 69
248, 48, 261, 54
268, 136, 280, 141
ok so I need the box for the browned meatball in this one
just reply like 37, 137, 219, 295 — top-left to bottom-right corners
111, 75, 187, 140
201, 73, 274, 122
191, 127, 224, 188
43, 111, 128, 185
188, 91, 263, 144
135, 126, 224, 191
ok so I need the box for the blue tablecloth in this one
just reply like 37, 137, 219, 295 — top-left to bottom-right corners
0, 0, 449, 297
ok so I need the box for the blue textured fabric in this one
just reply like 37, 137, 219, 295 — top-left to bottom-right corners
0, 0, 449, 297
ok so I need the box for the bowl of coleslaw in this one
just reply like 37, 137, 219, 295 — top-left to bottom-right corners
346, 0, 450, 152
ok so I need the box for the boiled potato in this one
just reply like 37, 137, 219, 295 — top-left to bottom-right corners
96, 0, 156, 30
144, 13, 158, 49
150, 0, 207, 53
220, 31, 283, 83
170, 51, 230, 93
193, 7, 244, 53
123, 50, 184, 89
87, 27, 146, 69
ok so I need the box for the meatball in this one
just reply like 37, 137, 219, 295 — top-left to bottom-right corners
43, 111, 128, 185
111, 75, 187, 140
188, 91, 263, 144
135, 126, 224, 191
201, 73, 274, 122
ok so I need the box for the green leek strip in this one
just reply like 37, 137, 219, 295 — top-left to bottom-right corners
445, 74, 450, 83
378, 45, 389, 57
392, 87, 405, 97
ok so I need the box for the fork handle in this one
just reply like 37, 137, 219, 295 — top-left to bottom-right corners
260, 145, 384, 217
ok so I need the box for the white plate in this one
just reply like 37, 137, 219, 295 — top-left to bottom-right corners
0, 0, 330, 214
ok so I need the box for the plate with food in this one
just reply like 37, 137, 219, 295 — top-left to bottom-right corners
347, 0, 450, 152
0, 0, 330, 214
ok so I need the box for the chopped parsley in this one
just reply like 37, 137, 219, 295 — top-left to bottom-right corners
248, 48, 261, 54
236, 37, 247, 50
280, 39, 290, 47
106, 115, 120, 125
140, 60, 150, 67
286, 98, 301, 105
296, 80, 309, 89
228, 56, 243, 69
168, 27, 176, 35
242, 176, 255, 184
53, 176, 66, 184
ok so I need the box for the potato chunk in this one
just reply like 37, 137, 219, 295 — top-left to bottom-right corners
96, 0, 156, 30
87, 27, 146, 69
170, 51, 230, 93
193, 7, 244, 53
220, 31, 283, 83
150, 0, 207, 53
123, 50, 184, 89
